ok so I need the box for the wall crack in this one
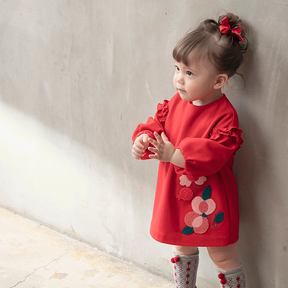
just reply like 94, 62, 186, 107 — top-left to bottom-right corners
10, 252, 68, 288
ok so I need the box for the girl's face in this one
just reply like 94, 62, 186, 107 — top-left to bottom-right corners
173, 57, 224, 106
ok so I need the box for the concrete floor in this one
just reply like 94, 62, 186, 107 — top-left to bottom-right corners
0, 208, 175, 288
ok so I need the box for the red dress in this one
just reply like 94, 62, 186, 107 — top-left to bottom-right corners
132, 93, 243, 247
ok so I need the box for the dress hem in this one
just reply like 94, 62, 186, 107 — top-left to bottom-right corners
150, 229, 239, 247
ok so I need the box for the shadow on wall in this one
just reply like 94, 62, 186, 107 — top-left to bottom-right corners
0, 1, 169, 189
2, 3, 288, 287
234, 25, 279, 287
236, 123, 265, 288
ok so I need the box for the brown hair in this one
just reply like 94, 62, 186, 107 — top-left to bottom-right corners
173, 13, 248, 78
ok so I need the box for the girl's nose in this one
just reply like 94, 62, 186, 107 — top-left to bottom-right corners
177, 73, 184, 84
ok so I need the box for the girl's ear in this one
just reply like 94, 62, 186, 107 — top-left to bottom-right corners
213, 74, 228, 89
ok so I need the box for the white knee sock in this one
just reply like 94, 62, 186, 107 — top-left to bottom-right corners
171, 250, 199, 288
217, 265, 246, 288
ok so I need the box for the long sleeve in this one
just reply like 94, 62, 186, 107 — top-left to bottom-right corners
142, 94, 243, 247
132, 100, 169, 159
176, 126, 243, 179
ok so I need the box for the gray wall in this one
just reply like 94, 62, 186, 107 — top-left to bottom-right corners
0, 1, 287, 287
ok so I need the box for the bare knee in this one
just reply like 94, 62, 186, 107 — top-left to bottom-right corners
173, 245, 198, 255
207, 243, 241, 271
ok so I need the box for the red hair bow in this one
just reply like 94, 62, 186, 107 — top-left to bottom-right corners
219, 17, 244, 42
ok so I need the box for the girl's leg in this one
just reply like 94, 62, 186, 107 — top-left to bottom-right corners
171, 246, 199, 288
174, 246, 198, 255
207, 242, 245, 287
207, 242, 240, 271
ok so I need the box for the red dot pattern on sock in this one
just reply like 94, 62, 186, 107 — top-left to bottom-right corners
218, 269, 246, 288
172, 254, 199, 288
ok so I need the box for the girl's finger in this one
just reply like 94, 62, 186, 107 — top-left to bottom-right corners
135, 142, 144, 149
148, 147, 157, 154
161, 132, 169, 141
148, 138, 159, 148
133, 146, 144, 154
154, 132, 164, 143
132, 148, 143, 157
132, 151, 142, 159
149, 153, 159, 160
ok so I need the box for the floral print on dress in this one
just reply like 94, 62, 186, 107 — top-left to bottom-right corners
194, 176, 207, 185
176, 175, 207, 201
179, 175, 192, 187
182, 185, 224, 235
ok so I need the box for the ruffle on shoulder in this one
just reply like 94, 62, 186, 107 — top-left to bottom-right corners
156, 100, 169, 127
210, 126, 244, 147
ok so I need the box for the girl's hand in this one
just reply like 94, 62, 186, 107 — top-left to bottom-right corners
132, 134, 149, 159
148, 132, 176, 162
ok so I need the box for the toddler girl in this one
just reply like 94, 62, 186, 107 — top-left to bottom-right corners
132, 12, 248, 288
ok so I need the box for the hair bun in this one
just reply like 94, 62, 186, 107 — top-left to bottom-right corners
218, 13, 248, 52
173, 12, 248, 78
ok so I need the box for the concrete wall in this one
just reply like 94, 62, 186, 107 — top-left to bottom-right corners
0, 1, 287, 287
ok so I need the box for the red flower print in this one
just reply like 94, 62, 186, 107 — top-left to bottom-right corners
184, 210, 210, 234
177, 175, 207, 201
182, 185, 224, 235
176, 188, 194, 201
184, 195, 216, 234
191, 196, 216, 216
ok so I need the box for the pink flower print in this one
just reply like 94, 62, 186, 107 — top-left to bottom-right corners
191, 196, 216, 216
194, 176, 207, 186
184, 196, 216, 234
182, 185, 224, 235
177, 175, 207, 202
179, 175, 192, 187
184, 211, 210, 234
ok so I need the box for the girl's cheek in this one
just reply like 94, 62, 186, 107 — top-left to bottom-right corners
173, 75, 177, 89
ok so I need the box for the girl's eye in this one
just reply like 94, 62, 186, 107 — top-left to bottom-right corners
187, 71, 193, 76
175, 65, 180, 71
